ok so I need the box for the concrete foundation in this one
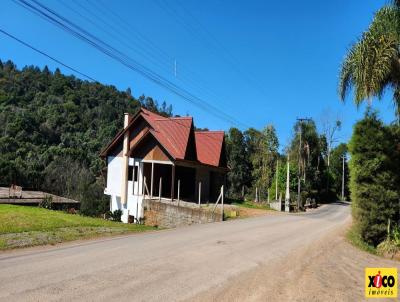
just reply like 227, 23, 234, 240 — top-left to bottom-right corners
143, 199, 222, 228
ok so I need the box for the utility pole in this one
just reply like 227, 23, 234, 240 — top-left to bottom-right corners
285, 155, 290, 212
341, 155, 346, 201
275, 160, 279, 200
296, 117, 311, 211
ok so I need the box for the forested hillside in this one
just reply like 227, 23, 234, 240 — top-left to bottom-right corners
0, 60, 171, 214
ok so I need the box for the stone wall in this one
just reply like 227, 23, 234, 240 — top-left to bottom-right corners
143, 199, 222, 228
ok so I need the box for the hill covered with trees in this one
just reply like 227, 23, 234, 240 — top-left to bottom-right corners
0, 60, 171, 215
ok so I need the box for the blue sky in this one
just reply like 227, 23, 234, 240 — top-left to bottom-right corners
0, 0, 396, 150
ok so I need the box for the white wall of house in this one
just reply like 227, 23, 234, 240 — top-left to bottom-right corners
105, 156, 122, 196
105, 156, 144, 223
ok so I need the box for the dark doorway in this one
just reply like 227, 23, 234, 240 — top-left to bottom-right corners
142, 162, 172, 198
174, 165, 196, 201
153, 163, 172, 198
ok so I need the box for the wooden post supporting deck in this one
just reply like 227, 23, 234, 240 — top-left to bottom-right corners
150, 162, 154, 199
177, 179, 180, 205
171, 165, 175, 201
132, 159, 136, 195
143, 176, 146, 197
159, 177, 162, 201
198, 181, 202, 207
221, 185, 224, 221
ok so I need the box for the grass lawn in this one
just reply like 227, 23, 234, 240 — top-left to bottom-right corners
346, 224, 377, 255
0, 205, 155, 250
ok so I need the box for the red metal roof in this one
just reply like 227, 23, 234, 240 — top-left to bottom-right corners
194, 131, 224, 167
102, 108, 225, 168
140, 108, 192, 160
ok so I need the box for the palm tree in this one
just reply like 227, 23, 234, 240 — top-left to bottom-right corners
339, 1, 400, 119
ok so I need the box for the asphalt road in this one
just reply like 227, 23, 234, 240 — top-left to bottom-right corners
0, 202, 390, 302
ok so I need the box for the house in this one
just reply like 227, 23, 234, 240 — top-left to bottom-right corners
100, 108, 228, 223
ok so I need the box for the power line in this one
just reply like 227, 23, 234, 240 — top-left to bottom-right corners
60, 0, 173, 76
0, 27, 96, 81
76, 0, 233, 113
14, 0, 250, 128
155, 0, 268, 97
0, 26, 232, 142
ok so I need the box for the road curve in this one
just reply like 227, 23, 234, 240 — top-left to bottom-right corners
0, 203, 366, 301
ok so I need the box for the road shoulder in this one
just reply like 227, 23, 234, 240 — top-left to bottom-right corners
189, 221, 399, 302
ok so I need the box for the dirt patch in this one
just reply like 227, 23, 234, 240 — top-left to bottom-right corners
237, 207, 277, 218
190, 222, 399, 302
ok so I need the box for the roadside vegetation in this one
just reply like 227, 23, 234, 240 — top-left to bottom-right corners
339, 0, 400, 258
0, 205, 155, 250
346, 224, 377, 255
231, 199, 272, 211
225, 119, 348, 206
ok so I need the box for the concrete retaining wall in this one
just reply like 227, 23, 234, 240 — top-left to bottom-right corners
269, 200, 282, 211
143, 199, 222, 228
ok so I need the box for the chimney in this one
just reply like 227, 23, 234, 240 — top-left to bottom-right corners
120, 113, 130, 205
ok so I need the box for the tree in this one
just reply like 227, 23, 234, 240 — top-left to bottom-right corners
225, 128, 251, 198
0, 60, 171, 216
244, 127, 262, 187
329, 143, 349, 199
339, 1, 400, 119
287, 119, 328, 202
349, 111, 400, 246
250, 125, 279, 199
320, 110, 342, 167
269, 155, 298, 198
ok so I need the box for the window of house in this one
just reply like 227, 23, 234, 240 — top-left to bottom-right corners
128, 166, 138, 182
134, 166, 138, 181
128, 166, 133, 181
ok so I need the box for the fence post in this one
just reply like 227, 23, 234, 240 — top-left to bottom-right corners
136, 200, 139, 223
159, 177, 162, 201
198, 181, 202, 208
150, 162, 154, 199
142, 176, 146, 197
177, 179, 180, 205
221, 185, 224, 221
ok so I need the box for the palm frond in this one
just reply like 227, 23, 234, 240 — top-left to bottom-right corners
338, 5, 400, 109
338, 45, 356, 101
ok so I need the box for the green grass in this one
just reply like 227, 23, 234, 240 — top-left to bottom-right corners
346, 224, 377, 255
231, 199, 272, 210
0, 205, 155, 250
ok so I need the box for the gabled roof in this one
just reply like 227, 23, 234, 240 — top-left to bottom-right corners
140, 108, 192, 160
195, 131, 225, 167
101, 108, 226, 168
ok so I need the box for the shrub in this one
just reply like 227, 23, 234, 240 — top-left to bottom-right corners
105, 210, 123, 221
39, 196, 53, 209
348, 111, 400, 246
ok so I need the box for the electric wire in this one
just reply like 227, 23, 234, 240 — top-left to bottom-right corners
14, 0, 249, 128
